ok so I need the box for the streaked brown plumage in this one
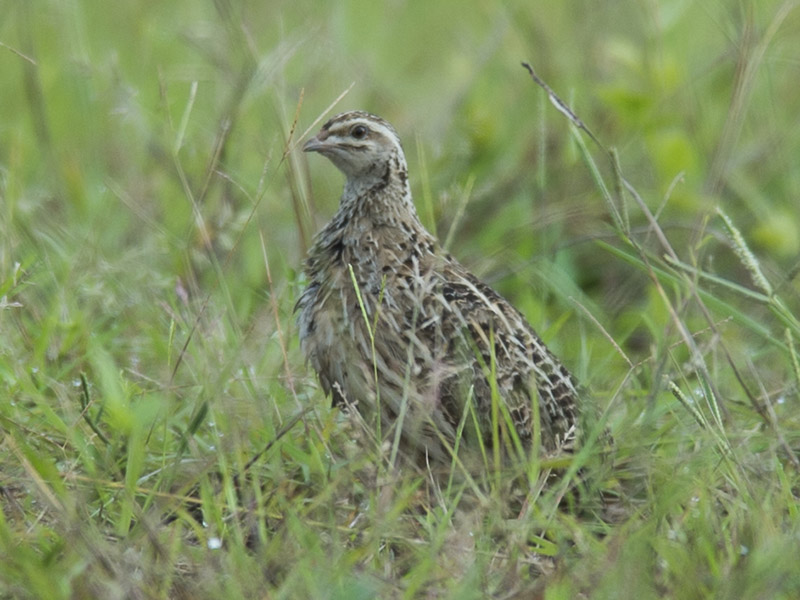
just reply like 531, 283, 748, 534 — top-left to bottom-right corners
297, 111, 578, 463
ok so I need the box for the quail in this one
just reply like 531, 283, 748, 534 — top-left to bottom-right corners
297, 111, 578, 463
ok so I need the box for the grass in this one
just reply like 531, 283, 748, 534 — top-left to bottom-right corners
2, 0, 800, 598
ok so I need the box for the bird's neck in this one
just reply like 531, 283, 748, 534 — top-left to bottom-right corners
339, 158, 417, 228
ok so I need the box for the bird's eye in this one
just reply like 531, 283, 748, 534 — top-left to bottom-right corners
351, 125, 368, 140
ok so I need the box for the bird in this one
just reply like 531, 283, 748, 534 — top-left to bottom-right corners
297, 110, 579, 465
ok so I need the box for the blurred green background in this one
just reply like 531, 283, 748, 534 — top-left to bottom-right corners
2, 0, 800, 598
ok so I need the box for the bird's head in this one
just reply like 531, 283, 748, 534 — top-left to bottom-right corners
303, 111, 408, 189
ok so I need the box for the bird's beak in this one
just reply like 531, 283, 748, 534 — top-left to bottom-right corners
302, 134, 328, 153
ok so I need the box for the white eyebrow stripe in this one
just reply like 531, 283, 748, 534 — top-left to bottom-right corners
327, 116, 401, 145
